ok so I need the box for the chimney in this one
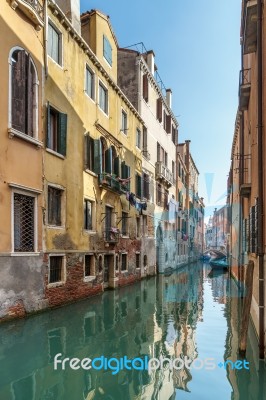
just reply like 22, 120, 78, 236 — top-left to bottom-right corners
56, 0, 81, 34
166, 89, 172, 109
146, 50, 155, 75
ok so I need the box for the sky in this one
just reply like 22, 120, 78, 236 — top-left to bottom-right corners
80, 0, 241, 220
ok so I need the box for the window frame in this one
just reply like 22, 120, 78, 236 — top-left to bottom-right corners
48, 254, 66, 286
11, 188, 38, 254
48, 20, 63, 67
121, 211, 129, 237
98, 80, 109, 115
8, 46, 41, 146
84, 198, 95, 232
136, 128, 141, 149
85, 64, 95, 101
103, 35, 112, 66
84, 254, 96, 280
46, 103, 67, 157
47, 184, 65, 228
121, 253, 128, 272
121, 109, 128, 135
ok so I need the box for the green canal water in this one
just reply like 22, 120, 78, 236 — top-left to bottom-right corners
0, 263, 266, 400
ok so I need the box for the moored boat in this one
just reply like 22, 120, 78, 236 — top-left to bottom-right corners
209, 257, 229, 269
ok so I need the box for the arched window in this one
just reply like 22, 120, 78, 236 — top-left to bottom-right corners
9, 47, 38, 138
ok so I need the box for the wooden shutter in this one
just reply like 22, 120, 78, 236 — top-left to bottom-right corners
143, 74, 148, 102
157, 98, 162, 122
93, 139, 102, 174
58, 112, 67, 156
136, 174, 142, 198
105, 147, 112, 174
46, 102, 51, 149
12, 50, 27, 133
157, 142, 160, 162
166, 115, 171, 133
114, 156, 120, 177
27, 55, 34, 137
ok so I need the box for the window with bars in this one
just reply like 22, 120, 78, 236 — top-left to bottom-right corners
11, 48, 38, 137
84, 199, 93, 230
48, 186, 62, 226
121, 253, 127, 271
85, 66, 95, 100
99, 82, 108, 114
47, 104, 67, 156
13, 193, 35, 252
49, 256, 63, 283
48, 22, 62, 65
84, 254, 94, 277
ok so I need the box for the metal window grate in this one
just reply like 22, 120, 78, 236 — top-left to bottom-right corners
49, 256, 63, 283
14, 193, 35, 252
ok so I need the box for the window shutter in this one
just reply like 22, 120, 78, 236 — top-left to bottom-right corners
121, 161, 126, 179
149, 177, 154, 203
166, 115, 171, 133
114, 156, 120, 177
143, 74, 148, 102
157, 142, 160, 162
46, 102, 51, 149
156, 98, 162, 122
12, 50, 27, 133
58, 112, 67, 156
27, 55, 34, 137
105, 147, 112, 174
84, 135, 94, 170
94, 139, 102, 174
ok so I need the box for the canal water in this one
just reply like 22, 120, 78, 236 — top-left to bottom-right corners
0, 263, 265, 400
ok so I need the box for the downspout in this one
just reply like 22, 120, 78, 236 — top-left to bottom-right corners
257, 0, 264, 359
44, 0, 48, 79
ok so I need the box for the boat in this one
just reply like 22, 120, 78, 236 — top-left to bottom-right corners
209, 257, 229, 269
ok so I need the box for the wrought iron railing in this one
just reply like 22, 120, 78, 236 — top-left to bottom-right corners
103, 229, 120, 243
155, 161, 174, 185
239, 69, 251, 89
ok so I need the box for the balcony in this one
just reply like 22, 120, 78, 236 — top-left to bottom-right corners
98, 173, 129, 194
103, 228, 120, 243
239, 69, 251, 110
10, 0, 44, 30
243, 0, 257, 54
142, 148, 151, 161
155, 161, 174, 187
239, 155, 252, 197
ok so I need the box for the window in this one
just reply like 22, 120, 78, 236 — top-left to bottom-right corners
136, 253, 140, 269
84, 255, 95, 277
99, 82, 108, 114
143, 215, 147, 236
121, 110, 127, 134
164, 152, 168, 167
143, 173, 150, 200
143, 74, 148, 102
48, 22, 62, 65
136, 217, 140, 237
136, 128, 141, 148
103, 35, 112, 66
84, 199, 93, 230
49, 256, 64, 283
47, 104, 67, 156
121, 212, 128, 236
48, 186, 62, 226
13, 193, 35, 252
10, 48, 38, 138
121, 253, 127, 271
84, 135, 95, 171
156, 183, 162, 205
85, 66, 95, 100
156, 98, 163, 122
135, 173, 142, 198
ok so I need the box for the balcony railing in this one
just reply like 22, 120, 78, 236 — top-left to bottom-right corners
239, 69, 251, 110
155, 161, 174, 187
243, 0, 257, 54
98, 173, 129, 194
103, 228, 120, 243
142, 149, 151, 161
11, 0, 44, 29
240, 154, 252, 197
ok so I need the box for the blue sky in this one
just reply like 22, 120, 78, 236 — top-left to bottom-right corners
81, 0, 241, 219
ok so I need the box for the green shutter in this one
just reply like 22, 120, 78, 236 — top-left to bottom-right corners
94, 139, 102, 174
121, 161, 126, 178
58, 112, 67, 156
114, 157, 120, 177
105, 147, 112, 174
47, 102, 51, 149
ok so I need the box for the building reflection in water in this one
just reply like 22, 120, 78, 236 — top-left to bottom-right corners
0, 263, 264, 400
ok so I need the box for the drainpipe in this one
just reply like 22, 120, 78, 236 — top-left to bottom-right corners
44, 0, 48, 79
257, 0, 264, 359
